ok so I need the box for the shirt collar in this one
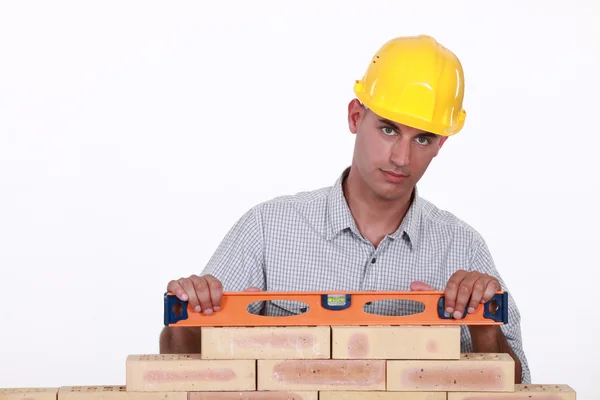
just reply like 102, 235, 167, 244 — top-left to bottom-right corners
326, 167, 423, 249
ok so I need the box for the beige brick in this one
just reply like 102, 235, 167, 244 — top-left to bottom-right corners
257, 359, 386, 391
189, 391, 318, 400
319, 392, 445, 400
201, 326, 330, 359
387, 353, 515, 392
331, 326, 460, 359
125, 354, 255, 391
0, 388, 57, 400
447, 383, 576, 399
58, 386, 186, 400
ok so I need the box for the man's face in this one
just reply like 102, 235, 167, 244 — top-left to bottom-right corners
347, 99, 448, 201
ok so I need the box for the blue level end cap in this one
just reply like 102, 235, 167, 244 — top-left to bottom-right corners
164, 292, 188, 326
437, 292, 509, 323
484, 292, 509, 324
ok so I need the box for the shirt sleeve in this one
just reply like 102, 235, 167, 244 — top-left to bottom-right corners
468, 235, 532, 384
200, 205, 266, 297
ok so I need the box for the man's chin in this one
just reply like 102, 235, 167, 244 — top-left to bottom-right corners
373, 185, 413, 202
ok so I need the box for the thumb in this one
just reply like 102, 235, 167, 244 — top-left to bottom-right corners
244, 286, 262, 292
410, 281, 437, 291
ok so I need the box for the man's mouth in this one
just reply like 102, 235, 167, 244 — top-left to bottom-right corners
381, 169, 408, 182
383, 170, 406, 177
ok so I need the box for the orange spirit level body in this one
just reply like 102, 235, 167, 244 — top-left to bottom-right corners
164, 290, 508, 327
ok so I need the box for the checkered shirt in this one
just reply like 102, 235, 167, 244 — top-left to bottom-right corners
201, 167, 530, 383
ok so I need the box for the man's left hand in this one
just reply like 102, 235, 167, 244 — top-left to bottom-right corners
410, 272, 522, 383
410, 270, 501, 319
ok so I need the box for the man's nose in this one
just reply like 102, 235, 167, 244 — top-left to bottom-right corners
390, 138, 411, 167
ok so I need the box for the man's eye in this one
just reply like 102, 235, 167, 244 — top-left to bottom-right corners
415, 136, 430, 145
381, 127, 395, 135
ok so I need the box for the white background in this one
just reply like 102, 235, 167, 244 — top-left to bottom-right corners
1, 0, 599, 398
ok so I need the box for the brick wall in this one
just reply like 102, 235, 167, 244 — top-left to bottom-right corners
0, 325, 576, 400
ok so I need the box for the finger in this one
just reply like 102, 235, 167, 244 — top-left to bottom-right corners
453, 272, 481, 319
191, 275, 214, 315
179, 277, 202, 313
444, 270, 468, 314
203, 274, 224, 311
244, 286, 262, 292
410, 281, 437, 291
482, 279, 501, 303
167, 279, 188, 301
467, 276, 489, 313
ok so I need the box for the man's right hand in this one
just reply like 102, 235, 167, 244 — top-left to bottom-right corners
167, 274, 260, 315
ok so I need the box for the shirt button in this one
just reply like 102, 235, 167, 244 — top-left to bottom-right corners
371, 258, 376, 263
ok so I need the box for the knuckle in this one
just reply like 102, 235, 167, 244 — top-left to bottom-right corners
195, 278, 209, 290
178, 277, 190, 286
209, 280, 223, 290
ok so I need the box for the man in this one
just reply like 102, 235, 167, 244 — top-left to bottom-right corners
159, 35, 530, 384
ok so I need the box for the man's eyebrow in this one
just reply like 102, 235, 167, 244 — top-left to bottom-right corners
378, 118, 437, 137
378, 118, 400, 130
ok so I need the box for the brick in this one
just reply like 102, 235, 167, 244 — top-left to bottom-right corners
200, 326, 330, 359
257, 359, 386, 391
387, 353, 515, 392
319, 392, 445, 400
447, 383, 576, 399
331, 326, 460, 359
58, 386, 187, 400
189, 391, 318, 400
125, 354, 255, 391
0, 388, 57, 400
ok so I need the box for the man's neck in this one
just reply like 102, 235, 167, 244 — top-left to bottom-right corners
342, 168, 413, 247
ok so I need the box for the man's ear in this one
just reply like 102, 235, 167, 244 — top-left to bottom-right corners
347, 98, 364, 134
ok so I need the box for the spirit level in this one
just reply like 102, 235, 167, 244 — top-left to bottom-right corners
163, 290, 508, 327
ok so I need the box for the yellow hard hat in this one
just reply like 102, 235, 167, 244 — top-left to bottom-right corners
354, 35, 466, 136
